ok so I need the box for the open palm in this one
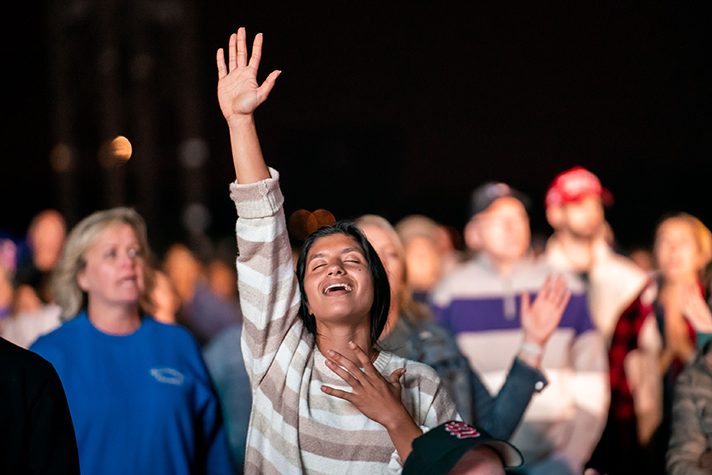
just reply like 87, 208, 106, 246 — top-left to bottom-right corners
216, 27, 281, 123
521, 274, 571, 346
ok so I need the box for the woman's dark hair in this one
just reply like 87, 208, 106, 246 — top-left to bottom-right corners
295, 220, 390, 347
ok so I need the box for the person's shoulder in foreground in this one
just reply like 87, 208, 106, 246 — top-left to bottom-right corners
0, 336, 80, 475
667, 339, 712, 475
403, 420, 523, 475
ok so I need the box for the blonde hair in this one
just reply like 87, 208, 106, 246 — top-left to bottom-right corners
51, 207, 156, 319
356, 214, 431, 323
655, 212, 712, 270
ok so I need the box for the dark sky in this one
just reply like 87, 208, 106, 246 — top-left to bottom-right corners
1, 2, 710, 256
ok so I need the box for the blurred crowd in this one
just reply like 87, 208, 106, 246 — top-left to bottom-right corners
2, 162, 711, 475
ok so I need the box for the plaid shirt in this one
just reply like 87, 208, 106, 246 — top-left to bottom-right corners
607, 278, 701, 447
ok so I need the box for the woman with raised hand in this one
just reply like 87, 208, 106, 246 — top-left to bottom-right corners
217, 26, 518, 474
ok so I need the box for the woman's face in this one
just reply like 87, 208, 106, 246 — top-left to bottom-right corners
77, 223, 145, 309
30, 211, 66, 271
655, 219, 704, 281
151, 270, 180, 324
302, 233, 374, 325
359, 223, 404, 297
404, 236, 441, 292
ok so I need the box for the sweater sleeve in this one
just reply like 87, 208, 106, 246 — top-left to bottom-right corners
387, 364, 462, 473
420, 371, 463, 428
666, 364, 712, 475
229, 168, 302, 388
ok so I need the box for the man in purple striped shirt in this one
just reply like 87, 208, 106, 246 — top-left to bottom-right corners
430, 181, 610, 475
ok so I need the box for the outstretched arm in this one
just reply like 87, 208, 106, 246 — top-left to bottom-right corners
221, 28, 297, 387
216, 27, 281, 183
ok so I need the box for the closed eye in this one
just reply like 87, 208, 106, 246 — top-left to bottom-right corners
343, 251, 364, 264
345, 258, 365, 266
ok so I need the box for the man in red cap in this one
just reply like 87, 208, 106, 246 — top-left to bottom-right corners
543, 166, 648, 345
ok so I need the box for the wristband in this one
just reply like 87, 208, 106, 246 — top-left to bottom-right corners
520, 341, 544, 357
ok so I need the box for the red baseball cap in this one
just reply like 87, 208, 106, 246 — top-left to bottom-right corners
545, 166, 614, 208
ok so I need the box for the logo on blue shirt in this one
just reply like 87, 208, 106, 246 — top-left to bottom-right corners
150, 367, 185, 385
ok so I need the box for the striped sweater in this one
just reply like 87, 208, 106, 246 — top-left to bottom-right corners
230, 169, 459, 475
430, 254, 610, 471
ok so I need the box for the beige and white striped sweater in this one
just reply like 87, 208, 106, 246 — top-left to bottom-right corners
230, 169, 459, 474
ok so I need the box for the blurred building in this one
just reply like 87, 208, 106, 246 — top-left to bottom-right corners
47, 0, 211, 255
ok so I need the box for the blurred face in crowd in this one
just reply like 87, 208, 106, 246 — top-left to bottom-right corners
151, 270, 180, 324
359, 223, 405, 299
467, 197, 530, 265
403, 236, 441, 292
163, 244, 202, 301
655, 218, 706, 282
629, 247, 655, 273
30, 210, 67, 271
558, 194, 605, 239
78, 223, 145, 310
208, 260, 237, 300
303, 233, 375, 326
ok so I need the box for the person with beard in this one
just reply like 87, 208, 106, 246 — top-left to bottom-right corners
542, 166, 648, 346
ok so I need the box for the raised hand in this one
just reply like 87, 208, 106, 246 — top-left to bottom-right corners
216, 27, 281, 124
682, 284, 712, 333
520, 274, 571, 348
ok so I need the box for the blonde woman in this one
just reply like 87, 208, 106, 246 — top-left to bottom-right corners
593, 212, 712, 475
30, 207, 232, 475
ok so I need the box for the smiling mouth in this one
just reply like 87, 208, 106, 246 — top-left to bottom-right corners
323, 283, 353, 295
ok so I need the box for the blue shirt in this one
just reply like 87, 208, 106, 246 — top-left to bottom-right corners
30, 312, 233, 475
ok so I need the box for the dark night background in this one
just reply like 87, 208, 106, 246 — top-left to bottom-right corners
1, 2, 710, 258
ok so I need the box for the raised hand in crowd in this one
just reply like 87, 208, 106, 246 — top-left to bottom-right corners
518, 274, 571, 367
682, 283, 712, 334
